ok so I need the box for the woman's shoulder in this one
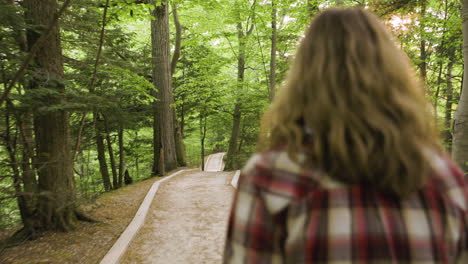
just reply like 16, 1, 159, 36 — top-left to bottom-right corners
240, 150, 344, 199
426, 154, 468, 212
242, 150, 305, 177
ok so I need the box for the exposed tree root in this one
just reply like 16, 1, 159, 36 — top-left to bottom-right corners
0, 210, 99, 249
0, 227, 34, 249
75, 209, 100, 223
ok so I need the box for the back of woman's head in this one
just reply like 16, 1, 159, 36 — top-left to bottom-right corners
261, 7, 441, 197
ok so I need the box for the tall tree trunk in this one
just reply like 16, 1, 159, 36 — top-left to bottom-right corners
24, 0, 77, 232
433, 0, 449, 123
152, 104, 161, 175
104, 117, 118, 189
180, 102, 185, 137
134, 131, 140, 177
171, 3, 182, 77
151, 0, 177, 175
17, 110, 37, 227
3, 0, 37, 235
269, 0, 277, 102
419, 0, 428, 83
225, 1, 255, 170
174, 123, 186, 166
19, 112, 36, 192
200, 115, 207, 171
225, 103, 242, 170
453, 0, 468, 172
444, 47, 455, 150
3, 102, 30, 231
84, 0, 111, 191
171, 3, 187, 166
118, 125, 124, 187
434, 62, 444, 121
95, 114, 112, 191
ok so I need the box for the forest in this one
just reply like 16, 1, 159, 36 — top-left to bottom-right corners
0, 0, 468, 261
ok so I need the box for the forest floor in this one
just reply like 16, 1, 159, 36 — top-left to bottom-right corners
0, 168, 190, 264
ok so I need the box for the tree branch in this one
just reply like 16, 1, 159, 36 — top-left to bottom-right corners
171, 3, 182, 76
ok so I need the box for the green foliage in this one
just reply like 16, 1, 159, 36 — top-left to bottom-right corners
0, 0, 464, 230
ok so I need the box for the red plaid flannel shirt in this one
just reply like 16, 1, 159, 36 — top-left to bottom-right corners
223, 151, 468, 263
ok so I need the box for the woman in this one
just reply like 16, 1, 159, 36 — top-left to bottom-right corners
223, 7, 467, 263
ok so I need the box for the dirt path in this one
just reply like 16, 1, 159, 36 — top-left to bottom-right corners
204, 152, 226, 172
121, 154, 234, 264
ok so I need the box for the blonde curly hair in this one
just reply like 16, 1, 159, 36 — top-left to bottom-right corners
260, 8, 441, 197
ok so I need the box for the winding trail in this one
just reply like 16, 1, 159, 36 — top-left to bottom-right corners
120, 153, 234, 264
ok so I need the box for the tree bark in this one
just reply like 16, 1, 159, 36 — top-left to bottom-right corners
444, 47, 455, 150
269, 0, 277, 102
225, 103, 242, 170
174, 122, 186, 166
3, 102, 30, 230
200, 115, 207, 171
118, 125, 124, 187
24, 0, 77, 231
104, 117, 119, 189
171, 3, 182, 77
151, 0, 177, 175
225, 1, 255, 170
171, 3, 187, 166
453, 0, 468, 172
95, 114, 112, 191
19, 112, 37, 197
434, 62, 444, 121
104, 117, 118, 189
433, 0, 449, 123
419, 0, 428, 83
2, 1, 37, 236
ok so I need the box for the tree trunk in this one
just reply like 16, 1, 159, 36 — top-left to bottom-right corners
104, 117, 118, 189
226, 18, 247, 170
170, 3, 187, 167
134, 131, 140, 177
419, 0, 428, 83
151, 0, 177, 175
434, 62, 444, 121
433, 0, 450, 123
18, 110, 37, 221
152, 103, 161, 175
180, 102, 185, 137
200, 115, 206, 171
24, 0, 77, 232
453, 0, 468, 172
118, 125, 124, 187
225, 103, 242, 170
3, 0, 37, 235
444, 47, 455, 150
95, 114, 112, 191
171, 3, 182, 77
3, 102, 30, 230
269, 0, 277, 102
174, 121, 186, 166
225, 2, 253, 170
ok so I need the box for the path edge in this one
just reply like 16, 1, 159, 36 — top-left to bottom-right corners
99, 169, 193, 264
230, 170, 241, 188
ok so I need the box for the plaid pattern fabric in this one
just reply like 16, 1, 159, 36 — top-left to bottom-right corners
223, 151, 468, 263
